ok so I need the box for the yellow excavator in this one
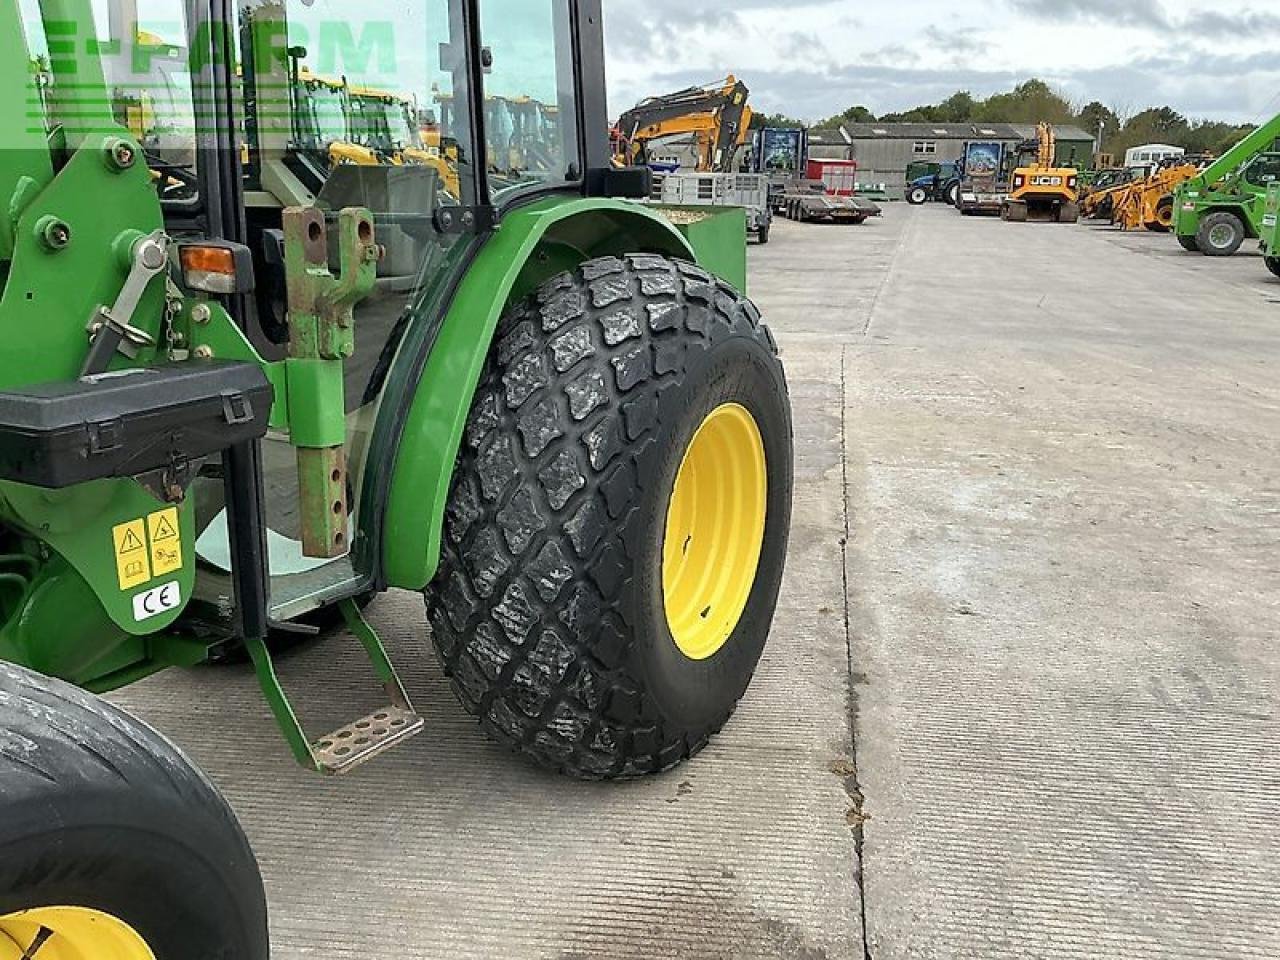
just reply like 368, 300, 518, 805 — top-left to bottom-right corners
613, 75, 753, 172
1001, 122, 1080, 223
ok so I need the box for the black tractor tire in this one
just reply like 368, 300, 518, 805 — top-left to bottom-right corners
1058, 202, 1080, 224
946, 182, 960, 206
1177, 233, 1201, 252
1197, 210, 1246, 257
425, 255, 793, 779
1149, 197, 1174, 232
907, 186, 928, 205
1267, 256, 1280, 279
0, 663, 268, 959
756, 222, 771, 245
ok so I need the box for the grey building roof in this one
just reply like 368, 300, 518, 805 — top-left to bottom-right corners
807, 127, 853, 146
837, 122, 1094, 142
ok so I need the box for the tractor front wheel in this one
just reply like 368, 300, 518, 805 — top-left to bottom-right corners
0, 663, 268, 960
907, 186, 927, 205
1266, 256, 1280, 279
1177, 233, 1200, 252
425, 256, 793, 778
1197, 211, 1246, 256
1149, 197, 1174, 232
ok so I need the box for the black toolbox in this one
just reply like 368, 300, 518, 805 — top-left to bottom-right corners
0, 361, 273, 488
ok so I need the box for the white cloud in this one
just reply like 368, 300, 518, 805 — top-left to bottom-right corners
602, 0, 1280, 123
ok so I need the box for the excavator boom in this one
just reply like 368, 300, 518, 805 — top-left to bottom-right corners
615, 76, 752, 172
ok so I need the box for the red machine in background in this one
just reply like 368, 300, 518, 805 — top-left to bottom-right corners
807, 158, 859, 197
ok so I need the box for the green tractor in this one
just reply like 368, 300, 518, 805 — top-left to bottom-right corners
1173, 112, 1280, 256
1259, 182, 1280, 278
0, 0, 794, 956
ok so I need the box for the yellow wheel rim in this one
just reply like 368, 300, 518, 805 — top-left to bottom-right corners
0, 908, 156, 960
662, 403, 768, 661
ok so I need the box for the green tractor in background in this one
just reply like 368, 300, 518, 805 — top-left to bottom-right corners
0, 0, 794, 956
1172, 112, 1280, 256
1258, 182, 1280, 278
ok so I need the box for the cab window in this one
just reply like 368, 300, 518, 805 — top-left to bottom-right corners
478, 0, 580, 201
19, 0, 199, 203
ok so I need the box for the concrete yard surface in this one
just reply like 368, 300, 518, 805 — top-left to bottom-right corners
113, 204, 1279, 958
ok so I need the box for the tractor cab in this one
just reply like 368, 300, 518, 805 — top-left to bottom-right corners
0, 0, 785, 786
1, 2, 794, 947
0, 0, 625, 762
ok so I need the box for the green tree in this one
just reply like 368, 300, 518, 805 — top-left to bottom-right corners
1110, 106, 1189, 156
814, 104, 876, 128
936, 91, 976, 122
1078, 100, 1120, 149
749, 112, 807, 130
973, 78, 1074, 124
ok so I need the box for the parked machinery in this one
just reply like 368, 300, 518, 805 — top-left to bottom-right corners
1080, 166, 1144, 219
955, 138, 1018, 215
0, 0, 795, 952
613, 76, 754, 173
1112, 158, 1206, 232
1000, 123, 1080, 223
905, 160, 961, 205
1258, 182, 1280, 278
652, 171, 774, 243
1174, 112, 1280, 255
780, 179, 882, 224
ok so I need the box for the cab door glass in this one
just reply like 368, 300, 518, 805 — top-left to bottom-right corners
18, 0, 199, 202
211, 0, 479, 609
477, 0, 580, 200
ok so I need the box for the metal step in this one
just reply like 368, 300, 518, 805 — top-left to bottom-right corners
244, 597, 425, 775
313, 704, 424, 775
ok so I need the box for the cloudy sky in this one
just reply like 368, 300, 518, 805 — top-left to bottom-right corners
603, 0, 1280, 125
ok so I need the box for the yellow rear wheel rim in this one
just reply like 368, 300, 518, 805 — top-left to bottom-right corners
662, 403, 768, 661
0, 907, 156, 960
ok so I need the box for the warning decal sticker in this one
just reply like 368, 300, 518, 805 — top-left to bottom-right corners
113, 519, 152, 590
147, 507, 183, 577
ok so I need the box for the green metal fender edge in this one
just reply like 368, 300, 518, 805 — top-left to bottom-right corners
382, 195, 697, 590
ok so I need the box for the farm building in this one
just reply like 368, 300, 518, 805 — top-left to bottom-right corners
805, 122, 1096, 192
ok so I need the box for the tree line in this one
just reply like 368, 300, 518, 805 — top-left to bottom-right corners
751, 78, 1254, 158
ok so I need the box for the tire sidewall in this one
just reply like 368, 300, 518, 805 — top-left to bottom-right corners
625, 331, 792, 731
1, 823, 260, 960
1198, 212, 1244, 255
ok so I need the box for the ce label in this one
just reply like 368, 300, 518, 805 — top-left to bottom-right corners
132, 581, 182, 622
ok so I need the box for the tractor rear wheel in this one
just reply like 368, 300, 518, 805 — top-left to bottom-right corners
1058, 202, 1080, 224
1267, 256, 1280, 279
1197, 210, 1245, 256
425, 255, 793, 778
946, 182, 960, 206
0, 663, 268, 960
756, 222, 771, 244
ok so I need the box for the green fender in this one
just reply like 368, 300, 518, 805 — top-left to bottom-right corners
382, 195, 696, 590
